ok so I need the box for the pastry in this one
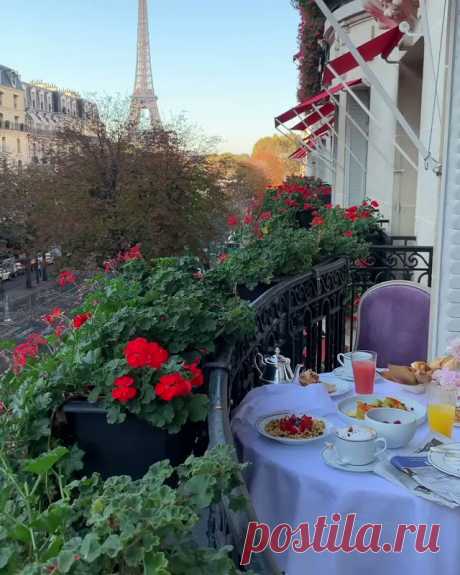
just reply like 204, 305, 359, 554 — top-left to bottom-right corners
410, 361, 433, 385
299, 369, 320, 386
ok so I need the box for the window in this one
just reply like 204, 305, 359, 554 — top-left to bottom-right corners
0, 112, 3, 127
1, 137, 6, 153
13, 94, 18, 109
0, 91, 3, 106
14, 116, 19, 129
16, 139, 21, 153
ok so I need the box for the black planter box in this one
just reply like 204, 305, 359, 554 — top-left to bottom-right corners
60, 401, 205, 480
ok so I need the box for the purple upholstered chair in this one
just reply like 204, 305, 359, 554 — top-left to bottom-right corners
354, 280, 431, 368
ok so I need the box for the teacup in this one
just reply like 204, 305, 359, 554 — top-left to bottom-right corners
337, 351, 373, 378
332, 425, 387, 466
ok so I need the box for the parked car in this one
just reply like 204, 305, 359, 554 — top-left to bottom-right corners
45, 252, 54, 265
1, 258, 16, 278
14, 262, 25, 275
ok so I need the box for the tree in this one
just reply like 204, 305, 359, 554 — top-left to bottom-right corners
0, 101, 232, 270
251, 135, 304, 186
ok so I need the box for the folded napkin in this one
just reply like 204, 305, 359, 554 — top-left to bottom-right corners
231, 383, 336, 430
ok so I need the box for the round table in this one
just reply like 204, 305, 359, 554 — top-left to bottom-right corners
232, 375, 460, 575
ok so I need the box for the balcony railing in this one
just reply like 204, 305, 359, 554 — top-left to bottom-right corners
206, 242, 433, 572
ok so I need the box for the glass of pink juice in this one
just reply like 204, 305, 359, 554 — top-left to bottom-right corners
352, 351, 377, 394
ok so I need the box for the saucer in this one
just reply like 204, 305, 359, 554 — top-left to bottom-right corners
322, 445, 376, 473
332, 367, 354, 381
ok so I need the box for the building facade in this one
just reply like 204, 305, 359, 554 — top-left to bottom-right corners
0, 64, 98, 167
0, 65, 29, 169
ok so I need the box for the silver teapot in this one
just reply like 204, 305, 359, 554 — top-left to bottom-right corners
254, 347, 294, 384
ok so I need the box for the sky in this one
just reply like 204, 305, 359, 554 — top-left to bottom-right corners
0, 0, 300, 154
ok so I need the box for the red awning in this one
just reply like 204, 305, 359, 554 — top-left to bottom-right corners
292, 102, 336, 131
275, 79, 362, 126
289, 147, 308, 160
323, 26, 404, 85
309, 120, 335, 141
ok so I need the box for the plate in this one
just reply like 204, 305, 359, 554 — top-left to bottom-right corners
322, 445, 376, 473
256, 412, 332, 445
337, 394, 426, 426
294, 378, 353, 398
428, 449, 460, 478
332, 367, 354, 381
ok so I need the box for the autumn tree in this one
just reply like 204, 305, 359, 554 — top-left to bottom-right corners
251, 134, 304, 186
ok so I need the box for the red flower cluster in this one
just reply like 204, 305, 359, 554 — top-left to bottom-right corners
217, 253, 230, 264
183, 358, 205, 388
58, 271, 77, 288
156, 373, 192, 401
42, 307, 64, 325
259, 211, 272, 222
12, 333, 47, 373
343, 230, 353, 238
73, 312, 92, 329
227, 214, 239, 227
243, 213, 254, 225
104, 244, 143, 272
124, 338, 169, 369
112, 376, 138, 403
311, 214, 325, 227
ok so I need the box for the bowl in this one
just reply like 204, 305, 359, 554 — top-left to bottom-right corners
364, 408, 417, 448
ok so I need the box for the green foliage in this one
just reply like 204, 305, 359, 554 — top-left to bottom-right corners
0, 445, 250, 575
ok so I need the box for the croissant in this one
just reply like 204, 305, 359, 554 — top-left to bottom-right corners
299, 369, 320, 386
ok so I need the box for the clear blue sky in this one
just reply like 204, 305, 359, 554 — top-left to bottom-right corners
0, 0, 300, 154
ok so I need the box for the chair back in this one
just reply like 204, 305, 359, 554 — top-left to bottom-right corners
355, 280, 430, 368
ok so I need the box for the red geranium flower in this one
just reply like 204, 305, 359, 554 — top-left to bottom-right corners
26, 333, 48, 346
311, 215, 325, 226
58, 270, 77, 288
343, 230, 353, 238
73, 312, 92, 329
112, 375, 138, 403
155, 373, 192, 401
183, 358, 205, 388
114, 375, 136, 388
55, 324, 66, 337
227, 214, 239, 227
13, 342, 39, 373
124, 338, 169, 369
259, 211, 272, 222
122, 244, 143, 262
325, 203, 333, 209
243, 213, 254, 225
217, 253, 230, 264
371, 200, 380, 208
42, 307, 64, 325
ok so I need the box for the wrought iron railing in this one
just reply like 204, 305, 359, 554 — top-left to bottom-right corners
206, 258, 349, 573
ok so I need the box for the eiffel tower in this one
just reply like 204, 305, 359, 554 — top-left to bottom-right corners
129, 0, 161, 129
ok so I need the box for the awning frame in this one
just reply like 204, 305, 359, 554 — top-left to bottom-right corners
313, 0, 442, 175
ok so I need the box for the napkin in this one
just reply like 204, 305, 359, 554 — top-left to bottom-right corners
231, 383, 336, 430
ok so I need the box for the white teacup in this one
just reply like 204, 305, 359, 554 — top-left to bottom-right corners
337, 351, 373, 378
332, 425, 386, 466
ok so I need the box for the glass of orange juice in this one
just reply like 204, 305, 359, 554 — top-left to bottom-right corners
427, 382, 457, 437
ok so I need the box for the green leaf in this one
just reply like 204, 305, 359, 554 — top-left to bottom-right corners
101, 534, 122, 559
40, 536, 64, 562
144, 551, 170, 575
24, 447, 69, 475
187, 394, 209, 422
57, 550, 76, 573
9, 523, 30, 544
0, 545, 14, 568
80, 533, 101, 562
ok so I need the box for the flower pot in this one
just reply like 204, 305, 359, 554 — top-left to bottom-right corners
58, 401, 206, 480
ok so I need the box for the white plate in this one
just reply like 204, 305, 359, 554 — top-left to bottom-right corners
322, 445, 376, 473
294, 378, 353, 398
337, 394, 426, 426
256, 412, 332, 445
428, 450, 460, 478
332, 367, 354, 381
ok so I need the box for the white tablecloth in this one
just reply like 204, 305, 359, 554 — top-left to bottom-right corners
232, 375, 460, 575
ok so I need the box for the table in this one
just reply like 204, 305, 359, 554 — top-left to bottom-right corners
232, 375, 460, 575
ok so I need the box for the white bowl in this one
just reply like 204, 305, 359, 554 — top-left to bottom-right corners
364, 408, 417, 449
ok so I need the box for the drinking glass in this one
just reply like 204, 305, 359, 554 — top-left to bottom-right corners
351, 351, 377, 395
427, 382, 457, 438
